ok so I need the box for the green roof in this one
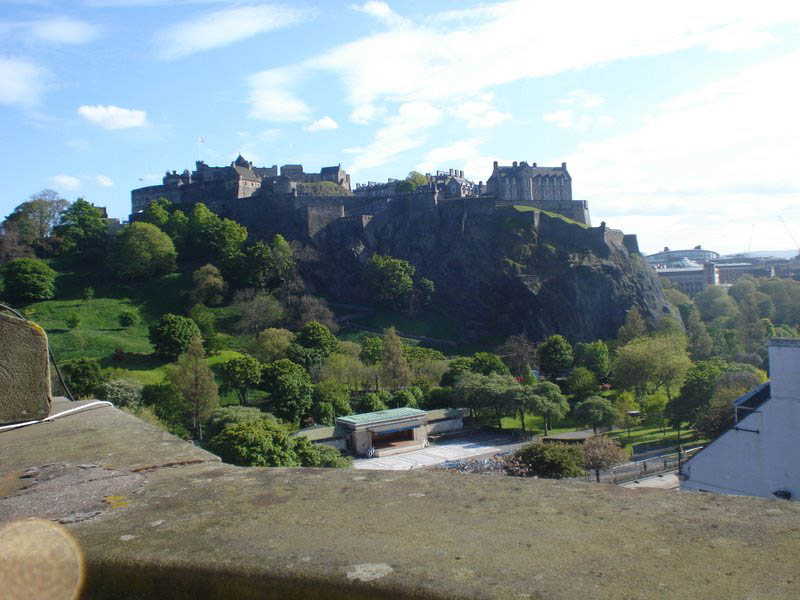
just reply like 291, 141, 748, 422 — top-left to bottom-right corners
292, 424, 348, 441
337, 407, 426, 426
425, 408, 468, 422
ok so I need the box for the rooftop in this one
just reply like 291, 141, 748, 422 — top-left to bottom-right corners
3, 398, 800, 598
337, 407, 427, 426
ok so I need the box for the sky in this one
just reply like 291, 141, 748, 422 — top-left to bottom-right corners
1, 0, 800, 256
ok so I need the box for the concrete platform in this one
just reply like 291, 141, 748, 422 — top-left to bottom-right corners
3, 398, 800, 599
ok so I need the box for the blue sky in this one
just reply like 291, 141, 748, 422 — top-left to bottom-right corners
2, 1, 800, 255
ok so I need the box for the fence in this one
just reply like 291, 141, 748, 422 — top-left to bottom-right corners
592, 446, 704, 484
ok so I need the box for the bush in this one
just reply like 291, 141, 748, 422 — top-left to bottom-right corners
62, 358, 105, 399
507, 442, 586, 478
141, 381, 189, 437
352, 391, 389, 414
205, 406, 268, 440
112, 347, 126, 362
2, 258, 56, 303
294, 438, 352, 468
208, 418, 299, 467
148, 313, 201, 360
119, 310, 138, 327
106, 222, 177, 280
101, 378, 144, 407
66, 313, 81, 329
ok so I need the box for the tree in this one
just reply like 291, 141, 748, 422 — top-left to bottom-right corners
219, 355, 262, 404
640, 390, 668, 431
694, 286, 739, 323
119, 310, 138, 328
293, 438, 352, 468
666, 360, 727, 433
106, 222, 177, 280
311, 381, 352, 425
418, 277, 435, 306
236, 235, 295, 291
260, 359, 313, 423
0, 220, 35, 263
209, 417, 300, 467
148, 313, 201, 361
247, 328, 294, 363
232, 289, 284, 334
565, 367, 598, 403
613, 391, 639, 439
508, 442, 586, 479
53, 199, 107, 262
583, 435, 627, 482
140, 197, 171, 230
205, 406, 267, 440
2, 258, 56, 303
573, 340, 610, 380
190, 264, 227, 306
617, 306, 647, 343
685, 307, 713, 360
528, 381, 569, 435
574, 396, 616, 433
536, 334, 573, 380
4, 189, 69, 249
406, 171, 428, 189
359, 336, 383, 365
141, 381, 189, 437
186, 304, 222, 354
469, 351, 511, 376
612, 334, 691, 403
497, 334, 536, 377
168, 336, 218, 440
66, 313, 81, 329
101, 378, 143, 407
295, 320, 339, 357
62, 358, 105, 399
380, 327, 412, 390
365, 254, 415, 310
352, 391, 389, 413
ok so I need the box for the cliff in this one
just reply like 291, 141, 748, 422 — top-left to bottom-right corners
313, 195, 675, 342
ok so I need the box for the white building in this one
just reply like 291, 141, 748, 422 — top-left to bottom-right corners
680, 339, 800, 501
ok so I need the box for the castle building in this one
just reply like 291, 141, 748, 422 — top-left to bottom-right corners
131, 155, 350, 215
486, 161, 590, 225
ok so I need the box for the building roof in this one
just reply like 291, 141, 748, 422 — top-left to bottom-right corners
292, 423, 349, 441
425, 408, 469, 422
337, 407, 426, 426
233, 166, 260, 181
493, 165, 568, 178
320, 165, 342, 175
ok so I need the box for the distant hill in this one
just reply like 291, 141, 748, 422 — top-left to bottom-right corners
722, 250, 798, 260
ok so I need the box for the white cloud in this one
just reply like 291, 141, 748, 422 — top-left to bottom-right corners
350, 104, 381, 125
560, 89, 604, 109
350, 1, 409, 27
455, 93, 511, 129
562, 50, 800, 254
29, 17, 99, 44
96, 175, 113, 187
77, 104, 148, 129
51, 175, 80, 191
304, 116, 339, 132
347, 101, 441, 173
543, 110, 574, 129
248, 67, 311, 122
157, 4, 308, 60
0, 57, 46, 106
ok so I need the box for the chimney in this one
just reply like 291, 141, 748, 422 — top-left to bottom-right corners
449, 169, 454, 176
532, 162, 537, 167
493, 161, 498, 170
513, 161, 518, 168
460, 170, 464, 178
561, 162, 567, 169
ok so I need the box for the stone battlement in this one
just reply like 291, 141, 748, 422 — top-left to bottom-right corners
2, 397, 800, 599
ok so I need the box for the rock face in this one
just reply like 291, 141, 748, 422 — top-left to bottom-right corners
0, 313, 51, 423
313, 196, 676, 342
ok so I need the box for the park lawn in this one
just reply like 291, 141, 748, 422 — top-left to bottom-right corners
499, 413, 579, 436
606, 424, 707, 457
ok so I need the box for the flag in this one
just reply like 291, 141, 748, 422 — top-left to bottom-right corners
197, 136, 205, 144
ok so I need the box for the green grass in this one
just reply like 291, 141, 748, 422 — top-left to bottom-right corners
498, 413, 579, 436
606, 424, 706, 457
512, 205, 590, 229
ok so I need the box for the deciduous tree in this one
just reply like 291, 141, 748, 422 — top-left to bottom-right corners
148, 313, 201, 360
1, 258, 56, 303
219, 355, 262, 404
106, 222, 177, 280
260, 359, 313, 423
380, 327, 412, 390
536, 334, 573, 380
583, 435, 627, 482
574, 396, 616, 433
169, 336, 218, 440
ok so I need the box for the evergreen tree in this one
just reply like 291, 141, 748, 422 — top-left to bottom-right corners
380, 327, 412, 390
169, 337, 218, 440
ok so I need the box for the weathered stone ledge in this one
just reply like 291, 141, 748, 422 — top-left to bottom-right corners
2, 399, 799, 599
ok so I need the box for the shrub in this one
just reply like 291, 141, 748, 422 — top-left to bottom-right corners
106, 222, 177, 280
148, 313, 201, 360
119, 310, 138, 327
101, 378, 144, 407
2, 258, 56, 303
294, 437, 352, 468
112, 347, 125, 362
208, 418, 299, 467
62, 358, 105, 399
205, 406, 268, 440
507, 442, 586, 479
66, 313, 81, 329
141, 381, 189, 437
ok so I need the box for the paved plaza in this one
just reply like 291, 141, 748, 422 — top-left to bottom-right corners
354, 431, 521, 470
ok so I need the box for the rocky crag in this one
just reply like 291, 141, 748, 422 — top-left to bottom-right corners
217, 191, 675, 343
